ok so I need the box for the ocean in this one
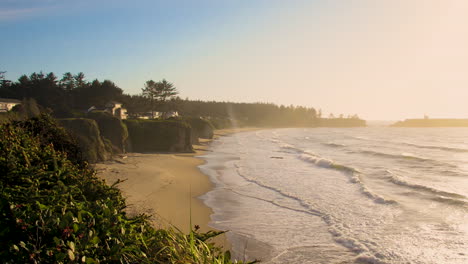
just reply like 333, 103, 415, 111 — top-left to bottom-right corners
198, 127, 468, 264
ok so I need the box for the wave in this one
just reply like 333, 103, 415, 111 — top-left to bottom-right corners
401, 142, 468, 153
298, 153, 397, 205
349, 136, 370, 141
278, 143, 396, 205
233, 164, 323, 217
357, 149, 456, 168
299, 153, 358, 174
383, 170, 467, 202
233, 164, 394, 262
321, 142, 346, 148
349, 135, 468, 153
279, 143, 304, 153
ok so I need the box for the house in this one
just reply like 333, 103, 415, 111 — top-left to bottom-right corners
104, 101, 128, 120
134, 111, 178, 120
162, 111, 179, 119
136, 112, 162, 119
87, 101, 128, 119
0, 98, 21, 112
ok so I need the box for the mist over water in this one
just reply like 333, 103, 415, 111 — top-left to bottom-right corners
199, 128, 468, 264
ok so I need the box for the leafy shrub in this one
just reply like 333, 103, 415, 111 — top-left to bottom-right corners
15, 114, 86, 167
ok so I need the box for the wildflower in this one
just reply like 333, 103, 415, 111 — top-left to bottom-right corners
62, 226, 73, 238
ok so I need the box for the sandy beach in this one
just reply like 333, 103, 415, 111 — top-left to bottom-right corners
95, 128, 258, 248
94, 143, 214, 234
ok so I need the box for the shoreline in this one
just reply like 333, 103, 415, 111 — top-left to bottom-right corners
95, 127, 260, 250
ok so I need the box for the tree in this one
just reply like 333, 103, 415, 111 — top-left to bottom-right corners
59, 72, 76, 92
0, 71, 12, 91
142, 79, 178, 118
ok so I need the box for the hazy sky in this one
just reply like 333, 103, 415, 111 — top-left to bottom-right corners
2, 0, 468, 120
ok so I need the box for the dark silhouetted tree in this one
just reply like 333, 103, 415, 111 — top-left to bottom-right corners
142, 79, 178, 118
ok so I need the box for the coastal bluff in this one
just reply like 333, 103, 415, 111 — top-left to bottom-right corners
58, 115, 197, 163
124, 119, 193, 153
391, 118, 468, 127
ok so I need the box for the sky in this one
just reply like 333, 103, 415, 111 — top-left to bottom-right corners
1, 0, 468, 120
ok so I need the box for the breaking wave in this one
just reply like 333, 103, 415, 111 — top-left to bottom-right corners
385, 170, 467, 199
298, 152, 397, 205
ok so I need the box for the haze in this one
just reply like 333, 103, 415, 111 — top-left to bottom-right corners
2, 0, 468, 120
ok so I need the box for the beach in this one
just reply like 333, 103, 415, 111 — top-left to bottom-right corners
95, 142, 214, 234
94, 128, 258, 249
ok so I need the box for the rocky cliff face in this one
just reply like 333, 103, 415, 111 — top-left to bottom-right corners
59, 118, 112, 163
86, 111, 128, 153
124, 120, 193, 153
184, 117, 214, 144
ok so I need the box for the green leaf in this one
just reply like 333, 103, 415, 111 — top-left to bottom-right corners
53, 237, 62, 246
68, 241, 75, 252
90, 236, 100, 246
12, 244, 19, 252
36, 201, 47, 211
85, 257, 96, 264
19, 241, 27, 250
67, 249, 75, 261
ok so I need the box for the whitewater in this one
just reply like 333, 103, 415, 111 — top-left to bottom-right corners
199, 127, 468, 264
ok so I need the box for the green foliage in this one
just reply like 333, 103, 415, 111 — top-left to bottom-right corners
15, 115, 86, 168
74, 79, 123, 110
125, 119, 193, 153
141, 79, 178, 118
0, 72, 124, 118
0, 98, 42, 125
0, 116, 255, 263
142, 79, 178, 103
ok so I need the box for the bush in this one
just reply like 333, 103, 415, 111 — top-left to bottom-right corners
15, 114, 86, 167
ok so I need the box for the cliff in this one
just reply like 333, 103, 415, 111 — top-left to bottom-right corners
124, 119, 193, 152
59, 118, 112, 163
86, 111, 128, 153
184, 117, 214, 144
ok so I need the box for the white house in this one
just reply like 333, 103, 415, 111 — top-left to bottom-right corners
162, 111, 179, 119
136, 111, 178, 119
104, 101, 128, 119
0, 98, 21, 112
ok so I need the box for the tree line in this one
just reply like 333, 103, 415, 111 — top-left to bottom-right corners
0, 71, 364, 127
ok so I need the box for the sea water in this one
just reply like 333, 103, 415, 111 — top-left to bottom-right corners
198, 128, 468, 264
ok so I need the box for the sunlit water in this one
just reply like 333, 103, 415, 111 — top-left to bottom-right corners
199, 128, 468, 264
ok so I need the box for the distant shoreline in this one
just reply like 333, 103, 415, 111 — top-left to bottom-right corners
391, 118, 468, 127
